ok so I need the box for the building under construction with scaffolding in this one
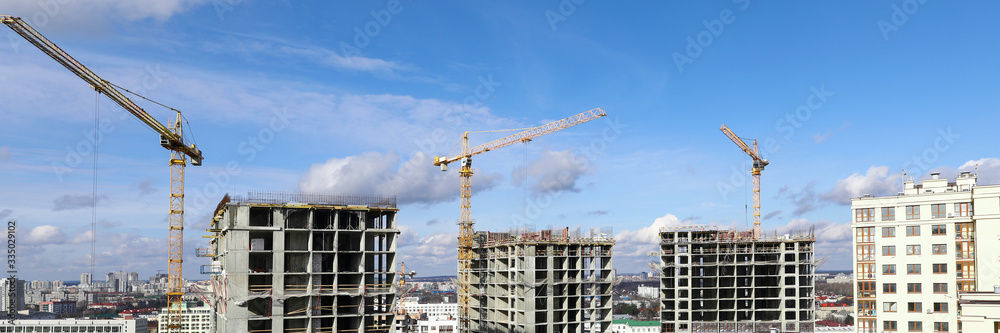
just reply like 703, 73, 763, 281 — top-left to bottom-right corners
657, 226, 816, 333
468, 227, 614, 333
201, 192, 398, 333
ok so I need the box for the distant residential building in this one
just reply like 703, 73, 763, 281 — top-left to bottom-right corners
1, 318, 148, 332
81, 273, 93, 286
40, 299, 76, 315
399, 302, 457, 318
851, 172, 1000, 333
611, 319, 659, 333
413, 315, 456, 333
636, 285, 657, 299
0, 278, 25, 312
158, 302, 212, 333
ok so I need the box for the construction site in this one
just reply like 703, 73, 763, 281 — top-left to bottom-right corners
469, 227, 614, 333
201, 192, 399, 332
0, 8, 830, 333
657, 226, 817, 333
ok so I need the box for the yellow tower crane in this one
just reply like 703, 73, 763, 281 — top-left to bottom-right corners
2, 16, 204, 332
719, 124, 767, 239
433, 108, 607, 332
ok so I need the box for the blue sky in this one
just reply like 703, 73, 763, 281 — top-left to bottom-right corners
2, 1, 1000, 281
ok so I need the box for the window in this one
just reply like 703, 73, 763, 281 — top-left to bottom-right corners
856, 208, 874, 222
933, 283, 948, 293
857, 244, 875, 261
907, 302, 922, 312
882, 207, 896, 221
906, 226, 920, 236
884, 321, 898, 331
955, 202, 971, 217
906, 205, 920, 220
934, 322, 948, 332
932, 244, 946, 254
909, 321, 923, 332
933, 263, 947, 274
933, 302, 948, 313
932, 225, 946, 235
883, 283, 897, 293
932, 203, 946, 218
907, 283, 922, 293
907, 264, 921, 274
856, 227, 875, 243
884, 302, 897, 312
883, 264, 896, 274
883, 226, 896, 237
883, 246, 896, 256
907, 245, 921, 255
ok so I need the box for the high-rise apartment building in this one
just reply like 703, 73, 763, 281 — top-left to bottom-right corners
204, 192, 398, 332
157, 302, 212, 333
0, 278, 25, 312
80, 273, 92, 286
468, 228, 614, 333
851, 172, 1000, 333
658, 226, 816, 333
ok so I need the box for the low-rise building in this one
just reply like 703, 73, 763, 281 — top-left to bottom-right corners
39, 299, 76, 315
611, 319, 659, 333
0, 318, 148, 332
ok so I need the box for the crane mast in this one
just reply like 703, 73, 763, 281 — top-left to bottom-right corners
433, 108, 607, 333
719, 124, 767, 239
2, 16, 204, 333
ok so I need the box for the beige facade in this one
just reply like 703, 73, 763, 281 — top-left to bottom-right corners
851, 172, 1000, 333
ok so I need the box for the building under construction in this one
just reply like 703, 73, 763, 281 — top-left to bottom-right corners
468, 227, 614, 333
201, 192, 398, 333
658, 226, 816, 333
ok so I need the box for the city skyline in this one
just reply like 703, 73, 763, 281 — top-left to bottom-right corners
2, 2, 1000, 281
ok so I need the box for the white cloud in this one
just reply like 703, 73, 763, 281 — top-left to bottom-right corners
614, 214, 698, 260
24, 225, 66, 245
299, 151, 502, 206
821, 166, 901, 205
407, 232, 458, 267
957, 158, 1000, 185
397, 225, 419, 247
512, 149, 593, 195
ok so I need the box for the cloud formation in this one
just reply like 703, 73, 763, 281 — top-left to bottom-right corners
512, 149, 593, 195
299, 151, 502, 206
24, 225, 67, 245
52, 194, 107, 211
821, 166, 901, 205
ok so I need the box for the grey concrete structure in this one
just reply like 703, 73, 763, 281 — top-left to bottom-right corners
204, 192, 398, 333
469, 228, 614, 333
658, 226, 816, 333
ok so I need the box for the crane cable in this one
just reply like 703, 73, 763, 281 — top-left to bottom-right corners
90, 91, 100, 280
